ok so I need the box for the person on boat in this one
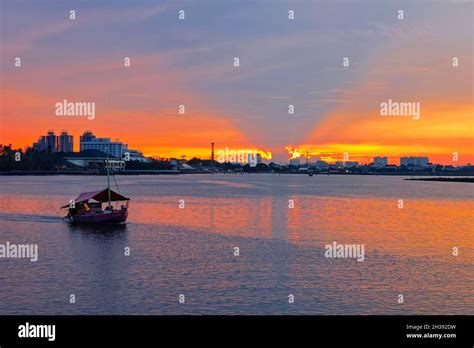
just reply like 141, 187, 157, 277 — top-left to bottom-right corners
65, 206, 77, 218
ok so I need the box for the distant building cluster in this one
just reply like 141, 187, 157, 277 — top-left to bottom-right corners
335, 161, 359, 168
400, 156, 429, 167
288, 156, 431, 170
275, 154, 449, 176
31, 130, 73, 153
29, 130, 150, 164
373, 156, 388, 167
289, 158, 300, 166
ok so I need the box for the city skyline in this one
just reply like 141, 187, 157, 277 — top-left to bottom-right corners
15, 127, 473, 165
20, 128, 471, 169
1, 1, 473, 164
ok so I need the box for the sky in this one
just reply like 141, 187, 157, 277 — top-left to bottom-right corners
0, 0, 473, 164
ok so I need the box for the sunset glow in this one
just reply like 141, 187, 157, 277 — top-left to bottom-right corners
0, 1, 472, 164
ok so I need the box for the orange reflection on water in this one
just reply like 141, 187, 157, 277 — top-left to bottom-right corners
130, 196, 275, 238
130, 194, 473, 260
1, 188, 471, 261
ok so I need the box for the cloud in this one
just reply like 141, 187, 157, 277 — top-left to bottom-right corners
1, 3, 170, 55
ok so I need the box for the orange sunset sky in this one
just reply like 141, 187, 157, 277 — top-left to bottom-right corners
0, 1, 473, 164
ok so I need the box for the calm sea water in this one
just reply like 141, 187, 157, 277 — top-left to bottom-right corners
0, 174, 472, 315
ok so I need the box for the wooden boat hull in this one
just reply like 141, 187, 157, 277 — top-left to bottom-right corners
69, 208, 128, 224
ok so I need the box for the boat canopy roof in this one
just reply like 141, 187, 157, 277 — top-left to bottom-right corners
61, 189, 130, 208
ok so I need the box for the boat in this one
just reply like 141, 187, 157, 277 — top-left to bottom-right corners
62, 160, 130, 224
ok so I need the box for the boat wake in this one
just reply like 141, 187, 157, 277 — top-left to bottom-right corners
0, 213, 63, 224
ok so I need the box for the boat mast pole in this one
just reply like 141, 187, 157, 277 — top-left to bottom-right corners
106, 148, 111, 209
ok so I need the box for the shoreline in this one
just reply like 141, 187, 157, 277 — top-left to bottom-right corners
1, 171, 474, 178
405, 177, 474, 183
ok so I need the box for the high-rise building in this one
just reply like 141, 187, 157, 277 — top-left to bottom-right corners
79, 131, 124, 158
45, 130, 57, 151
400, 157, 429, 167
80, 130, 95, 142
374, 156, 388, 167
31, 130, 57, 151
79, 131, 149, 161
58, 130, 74, 153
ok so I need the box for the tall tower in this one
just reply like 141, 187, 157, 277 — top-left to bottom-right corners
58, 130, 74, 152
211, 142, 215, 167
46, 130, 57, 151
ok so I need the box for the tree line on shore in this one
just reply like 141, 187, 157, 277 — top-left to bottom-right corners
0, 145, 64, 171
